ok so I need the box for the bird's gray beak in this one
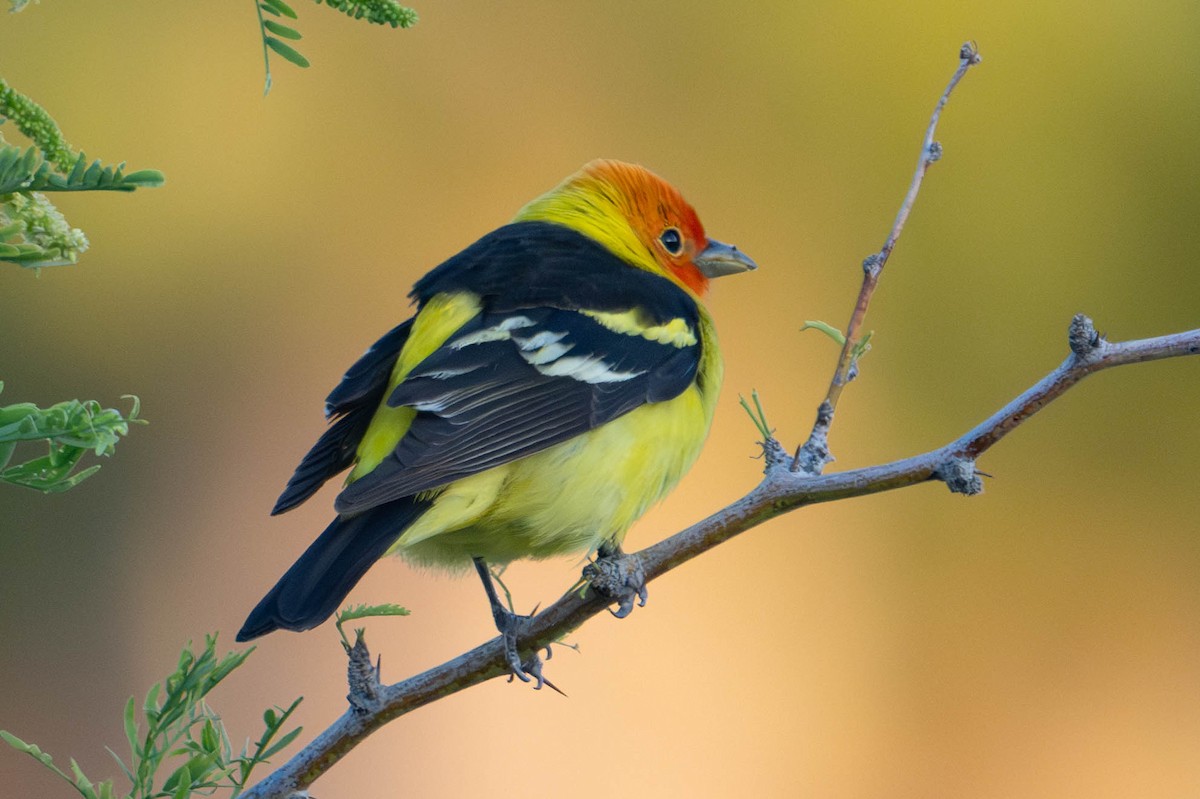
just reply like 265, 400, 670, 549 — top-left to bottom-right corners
694, 238, 757, 278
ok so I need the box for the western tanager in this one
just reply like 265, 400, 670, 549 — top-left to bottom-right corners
237, 160, 755, 681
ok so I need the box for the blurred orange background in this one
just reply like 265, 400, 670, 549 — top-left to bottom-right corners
2, 2, 1199, 797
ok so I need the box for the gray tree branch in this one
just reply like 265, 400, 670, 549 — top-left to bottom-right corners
794, 41, 982, 475
242, 317, 1200, 799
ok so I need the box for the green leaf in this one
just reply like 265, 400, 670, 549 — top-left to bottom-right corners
800, 320, 847, 346
69, 758, 99, 799
261, 0, 299, 19
20, 143, 40, 173
121, 169, 166, 188
851, 330, 875, 362
265, 37, 310, 68
124, 696, 140, 758
145, 683, 162, 719
1, 458, 100, 493
335, 602, 409, 647
80, 160, 102, 188
0, 145, 17, 174
173, 753, 216, 789
1, 730, 40, 759
238, 696, 303, 790
104, 746, 136, 786
165, 763, 191, 799
200, 719, 219, 754
336, 602, 410, 624
0, 730, 76, 786
257, 725, 302, 761
66, 152, 87, 185
0, 402, 38, 426
262, 19, 302, 39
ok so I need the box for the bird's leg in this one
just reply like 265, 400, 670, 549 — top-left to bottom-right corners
472, 557, 549, 689
583, 541, 648, 618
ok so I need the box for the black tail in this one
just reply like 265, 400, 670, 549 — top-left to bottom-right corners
237, 498, 431, 641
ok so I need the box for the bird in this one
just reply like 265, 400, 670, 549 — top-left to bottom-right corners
236, 159, 756, 683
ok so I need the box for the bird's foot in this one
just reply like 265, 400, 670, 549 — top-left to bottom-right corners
583, 544, 647, 618
492, 605, 561, 693
473, 556, 563, 693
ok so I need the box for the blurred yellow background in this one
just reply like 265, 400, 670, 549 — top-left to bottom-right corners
2, 1, 1199, 797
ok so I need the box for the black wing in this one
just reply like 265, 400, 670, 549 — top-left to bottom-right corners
332, 304, 701, 514
272, 320, 412, 515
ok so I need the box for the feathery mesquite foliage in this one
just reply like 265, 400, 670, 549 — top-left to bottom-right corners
0, 383, 144, 493
315, 0, 418, 26
1, 80, 158, 489
0, 79, 163, 269
255, 0, 418, 95
1, 636, 302, 799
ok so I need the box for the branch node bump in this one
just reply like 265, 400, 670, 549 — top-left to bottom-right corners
792, 401, 835, 475
1068, 313, 1103, 358
346, 632, 382, 712
760, 437, 792, 473
936, 457, 984, 495
862, 252, 883, 277
960, 41, 982, 65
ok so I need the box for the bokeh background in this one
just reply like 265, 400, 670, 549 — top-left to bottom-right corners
3, 2, 1199, 797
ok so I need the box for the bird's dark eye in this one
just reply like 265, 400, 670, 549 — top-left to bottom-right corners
660, 227, 683, 255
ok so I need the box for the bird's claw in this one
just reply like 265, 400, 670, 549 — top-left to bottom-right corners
495, 609, 560, 692
504, 641, 565, 695
503, 637, 546, 689
612, 580, 649, 618
583, 546, 648, 618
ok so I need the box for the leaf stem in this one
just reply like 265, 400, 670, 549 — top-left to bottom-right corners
255, 0, 273, 96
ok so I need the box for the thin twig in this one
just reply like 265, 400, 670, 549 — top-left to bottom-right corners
793, 42, 982, 475
241, 318, 1200, 799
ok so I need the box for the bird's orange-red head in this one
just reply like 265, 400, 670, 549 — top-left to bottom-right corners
514, 159, 755, 298
578, 160, 712, 295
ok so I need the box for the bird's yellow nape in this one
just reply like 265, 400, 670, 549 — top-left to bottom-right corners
513, 159, 714, 297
